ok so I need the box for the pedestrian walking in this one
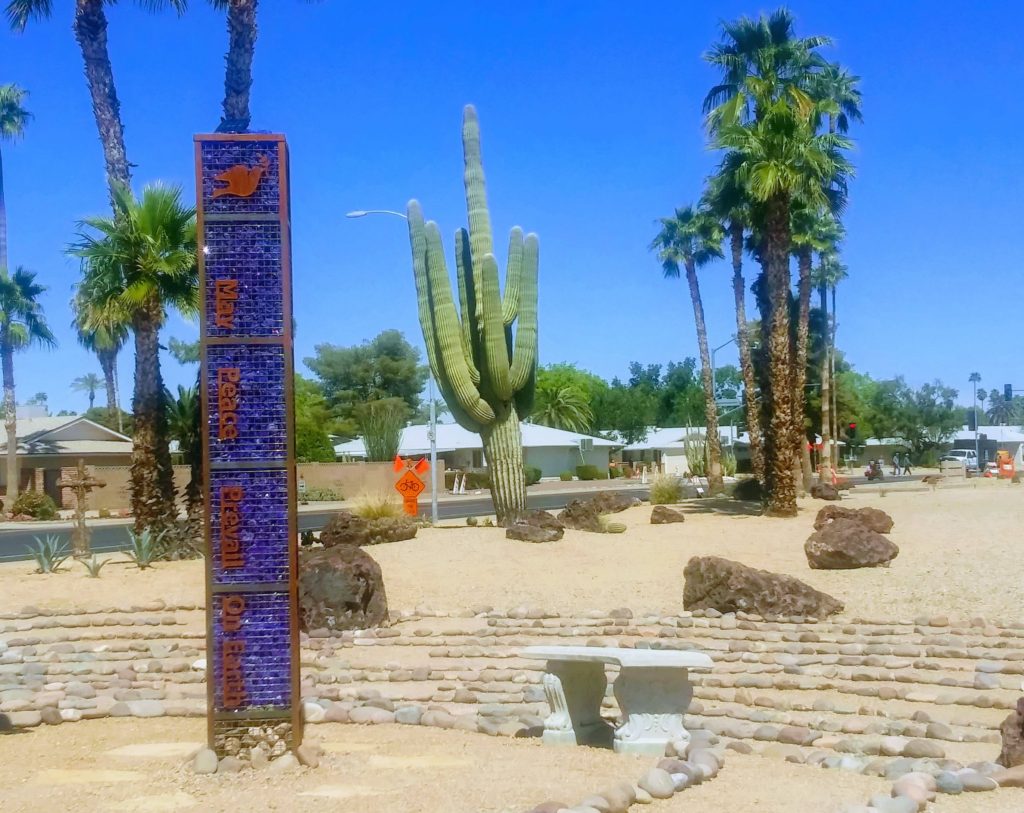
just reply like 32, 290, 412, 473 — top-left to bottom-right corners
901, 452, 912, 476
891, 452, 900, 476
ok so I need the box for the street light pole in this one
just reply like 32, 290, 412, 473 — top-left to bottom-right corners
345, 209, 408, 220
711, 336, 738, 421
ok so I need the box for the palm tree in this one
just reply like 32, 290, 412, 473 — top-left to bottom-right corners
532, 384, 594, 433
650, 205, 726, 494
812, 249, 846, 477
209, 0, 258, 132
166, 383, 202, 540
69, 183, 198, 535
72, 290, 129, 432
7, 1, 187, 202
0, 84, 31, 275
811, 62, 863, 135
0, 267, 55, 503
703, 159, 764, 484
71, 372, 102, 410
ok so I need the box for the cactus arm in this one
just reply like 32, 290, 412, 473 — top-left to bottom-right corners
508, 232, 538, 392
423, 220, 495, 426
462, 105, 493, 323
514, 362, 535, 418
501, 227, 524, 326
479, 252, 514, 402
454, 228, 481, 385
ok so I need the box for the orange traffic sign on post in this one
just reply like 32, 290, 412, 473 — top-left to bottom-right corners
395, 469, 425, 516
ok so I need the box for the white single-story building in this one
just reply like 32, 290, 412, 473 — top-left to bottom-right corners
620, 426, 748, 476
334, 422, 617, 478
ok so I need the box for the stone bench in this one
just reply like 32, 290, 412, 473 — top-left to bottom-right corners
522, 645, 713, 756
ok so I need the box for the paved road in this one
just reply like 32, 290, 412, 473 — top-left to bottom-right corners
0, 487, 649, 562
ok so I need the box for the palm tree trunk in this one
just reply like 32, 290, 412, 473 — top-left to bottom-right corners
480, 404, 526, 525
794, 246, 814, 492
0, 145, 7, 273
818, 281, 831, 480
831, 285, 839, 462
2, 336, 17, 505
685, 259, 724, 495
218, 0, 258, 133
730, 222, 763, 484
763, 194, 796, 517
99, 349, 117, 424
112, 359, 123, 434
73, 0, 131, 202
130, 301, 175, 535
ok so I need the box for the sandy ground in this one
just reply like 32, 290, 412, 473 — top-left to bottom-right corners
4, 482, 1020, 622
1, 719, 1022, 813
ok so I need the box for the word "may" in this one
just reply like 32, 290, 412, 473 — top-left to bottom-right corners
220, 485, 244, 569
217, 368, 241, 440
221, 595, 247, 709
214, 278, 239, 329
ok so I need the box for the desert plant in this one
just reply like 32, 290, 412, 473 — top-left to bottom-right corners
26, 535, 70, 573
466, 515, 478, 526
650, 474, 684, 505
11, 491, 58, 519
406, 106, 538, 524
576, 464, 601, 481
524, 466, 542, 486
682, 433, 708, 478
79, 554, 109, 578
97, 507, 112, 518
352, 491, 403, 520
598, 515, 627, 534
303, 487, 342, 502
722, 448, 738, 477
559, 471, 573, 482
124, 527, 161, 569
357, 398, 407, 462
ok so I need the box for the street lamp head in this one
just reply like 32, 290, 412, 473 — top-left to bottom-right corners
345, 210, 368, 218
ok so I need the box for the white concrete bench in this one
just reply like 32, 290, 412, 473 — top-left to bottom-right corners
522, 645, 713, 756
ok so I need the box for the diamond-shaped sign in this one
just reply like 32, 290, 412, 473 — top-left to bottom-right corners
395, 470, 425, 497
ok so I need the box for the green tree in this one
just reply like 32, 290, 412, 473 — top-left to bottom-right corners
7, 1, 187, 203
0, 267, 55, 502
657, 359, 705, 427
651, 205, 726, 494
71, 372, 102, 410
0, 83, 31, 275
165, 383, 201, 532
865, 378, 961, 460
70, 183, 198, 535
532, 383, 594, 433
305, 329, 427, 438
72, 290, 128, 432
294, 374, 336, 462
168, 336, 200, 365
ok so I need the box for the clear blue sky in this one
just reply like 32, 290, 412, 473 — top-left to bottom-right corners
4, 1, 1022, 414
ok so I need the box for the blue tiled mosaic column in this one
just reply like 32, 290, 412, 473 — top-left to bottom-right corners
195, 134, 301, 756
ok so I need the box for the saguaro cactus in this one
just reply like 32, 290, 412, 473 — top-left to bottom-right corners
406, 105, 538, 524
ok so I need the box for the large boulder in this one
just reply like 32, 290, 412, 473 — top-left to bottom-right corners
557, 494, 638, 532
813, 505, 894, 534
588, 492, 641, 514
651, 505, 686, 524
319, 510, 417, 548
998, 699, 1024, 768
804, 518, 899, 569
810, 483, 840, 501
506, 510, 564, 543
683, 555, 844, 618
298, 544, 388, 632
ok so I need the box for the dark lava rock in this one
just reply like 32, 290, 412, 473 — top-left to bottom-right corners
651, 505, 686, 524
319, 510, 417, 548
683, 555, 844, 618
998, 699, 1024, 768
810, 483, 840, 501
298, 544, 388, 632
558, 494, 638, 532
505, 510, 564, 542
813, 505, 894, 534
804, 518, 899, 569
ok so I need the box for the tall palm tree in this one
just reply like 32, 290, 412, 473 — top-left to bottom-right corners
811, 62, 863, 135
209, 0, 258, 132
166, 382, 202, 541
812, 245, 846, 478
0, 267, 55, 503
7, 1, 187, 203
0, 84, 31, 275
651, 205, 726, 494
532, 384, 594, 433
72, 290, 129, 432
714, 100, 851, 516
703, 159, 764, 484
69, 183, 198, 535
71, 372, 102, 410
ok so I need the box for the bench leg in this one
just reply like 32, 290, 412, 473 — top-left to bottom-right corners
540, 660, 610, 747
613, 666, 693, 756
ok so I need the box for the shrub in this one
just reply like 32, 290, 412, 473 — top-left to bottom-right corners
26, 535, 70, 573
608, 467, 621, 479
444, 470, 491, 490
620, 464, 634, 479
357, 398, 408, 462
98, 507, 112, 519
917, 449, 940, 468
303, 486, 343, 502
466, 516, 478, 526
525, 466, 542, 486
125, 528, 161, 569
682, 434, 707, 477
722, 449, 738, 477
649, 474, 683, 505
576, 464, 601, 481
732, 477, 763, 502
352, 491, 403, 520
11, 491, 58, 520
79, 555, 109, 578
559, 471, 573, 482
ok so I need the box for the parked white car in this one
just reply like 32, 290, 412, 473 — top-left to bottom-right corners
939, 449, 979, 470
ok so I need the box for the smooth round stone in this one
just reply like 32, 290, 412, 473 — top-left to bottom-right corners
838, 755, 867, 773
881, 736, 908, 756
302, 701, 326, 723
902, 739, 944, 759
193, 748, 218, 775
960, 771, 998, 792
934, 771, 963, 794
869, 794, 918, 813
633, 787, 653, 805
637, 768, 675, 800
577, 797, 612, 813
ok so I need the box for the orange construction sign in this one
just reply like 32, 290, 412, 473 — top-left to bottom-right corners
395, 469, 425, 516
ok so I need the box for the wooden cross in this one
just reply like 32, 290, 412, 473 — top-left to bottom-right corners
57, 459, 106, 559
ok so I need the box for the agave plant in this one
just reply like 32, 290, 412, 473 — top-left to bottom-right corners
79, 554, 109, 578
124, 528, 162, 570
26, 535, 70, 574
